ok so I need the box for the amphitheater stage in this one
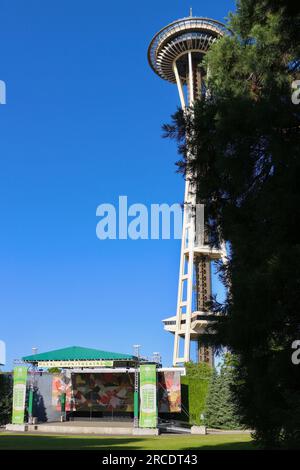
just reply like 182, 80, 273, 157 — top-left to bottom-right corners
6, 420, 160, 436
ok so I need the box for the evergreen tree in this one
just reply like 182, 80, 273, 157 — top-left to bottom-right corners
164, 0, 300, 448
204, 368, 221, 428
205, 355, 241, 429
217, 357, 241, 429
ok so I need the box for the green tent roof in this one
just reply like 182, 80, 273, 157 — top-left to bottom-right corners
22, 346, 135, 362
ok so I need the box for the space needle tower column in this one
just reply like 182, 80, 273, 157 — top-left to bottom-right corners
148, 13, 228, 366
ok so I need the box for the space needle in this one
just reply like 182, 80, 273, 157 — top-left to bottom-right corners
148, 12, 229, 366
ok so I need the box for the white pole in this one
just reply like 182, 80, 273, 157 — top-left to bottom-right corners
173, 61, 186, 110
188, 52, 194, 105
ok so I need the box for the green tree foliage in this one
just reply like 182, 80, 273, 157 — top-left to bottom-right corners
205, 355, 241, 430
204, 368, 221, 428
163, 0, 300, 448
180, 362, 212, 425
184, 361, 212, 379
0, 373, 13, 425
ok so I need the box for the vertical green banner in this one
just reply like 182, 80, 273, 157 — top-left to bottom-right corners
12, 366, 28, 424
139, 364, 157, 428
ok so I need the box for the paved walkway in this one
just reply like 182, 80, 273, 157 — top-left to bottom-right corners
208, 428, 252, 435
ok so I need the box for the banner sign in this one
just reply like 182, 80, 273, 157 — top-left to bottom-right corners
12, 366, 28, 424
158, 371, 181, 412
37, 360, 114, 368
139, 364, 157, 428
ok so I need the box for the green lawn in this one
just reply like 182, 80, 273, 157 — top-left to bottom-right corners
0, 432, 254, 450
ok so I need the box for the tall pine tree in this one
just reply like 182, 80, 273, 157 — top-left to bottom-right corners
164, 0, 300, 448
205, 355, 241, 430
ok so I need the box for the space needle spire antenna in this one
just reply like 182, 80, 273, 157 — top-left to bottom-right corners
148, 15, 230, 366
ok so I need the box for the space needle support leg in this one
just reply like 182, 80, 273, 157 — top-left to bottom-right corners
188, 52, 194, 106
182, 52, 196, 362
172, 60, 187, 365
173, 61, 186, 109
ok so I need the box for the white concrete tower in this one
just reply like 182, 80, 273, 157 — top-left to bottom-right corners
148, 15, 228, 366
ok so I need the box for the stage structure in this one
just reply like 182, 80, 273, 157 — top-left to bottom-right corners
148, 14, 229, 366
12, 346, 184, 429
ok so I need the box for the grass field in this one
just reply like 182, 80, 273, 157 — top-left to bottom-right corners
0, 432, 254, 450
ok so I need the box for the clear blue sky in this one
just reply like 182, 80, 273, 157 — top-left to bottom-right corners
0, 0, 236, 369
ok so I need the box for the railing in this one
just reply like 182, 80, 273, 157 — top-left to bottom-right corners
148, 17, 230, 73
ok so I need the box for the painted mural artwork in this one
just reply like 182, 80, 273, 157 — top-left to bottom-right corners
52, 374, 74, 412
71, 373, 135, 412
158, 371, 181, 413
50, 371, 181, 414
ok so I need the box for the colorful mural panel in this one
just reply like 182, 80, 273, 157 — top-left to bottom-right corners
71, 373, 134, 412
52, 374, 74, 412
158, 371, 181, 413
